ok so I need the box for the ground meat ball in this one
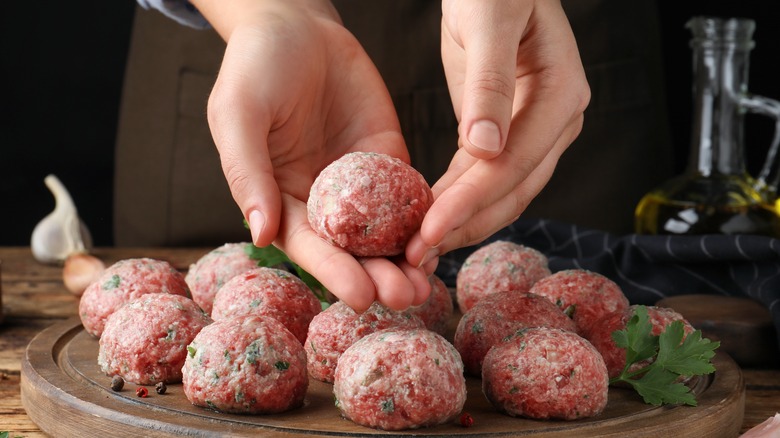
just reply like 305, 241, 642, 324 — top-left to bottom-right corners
210, 267, 321, 344
454, 291, 577, 376
588, 305, 696, 378
305, 301, 425, 383
407, 275, 454, 335
307, 152, 433, 257
482, 327, 609, 420
529, 269, 629, 338
98, 294, 212, 385
334, 328, 466, 431
185, 243, 258, 315
79, 258, 191, 337
456, 241, 551, 312
182, 315, 308, 414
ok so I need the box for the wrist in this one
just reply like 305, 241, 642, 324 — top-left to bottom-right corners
189, 0, 340, 40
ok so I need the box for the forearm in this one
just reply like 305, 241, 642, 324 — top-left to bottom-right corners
189, 0, 340, 40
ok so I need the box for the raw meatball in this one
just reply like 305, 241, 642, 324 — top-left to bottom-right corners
587, 305, 696, 378
456, 241, 551, 312
307, 152, 433, 257
185, 242, 258, 314
529, 269, 629, 337
210, 267, 321, 344
305, 301, 425, 383
98, 293, 212, 385
182, 315, 308, 414
454, 291, 577, 376
408, 275, 454, 335
334, 328, 466, 431
79, 258, 191, 337
482, 327, 609, 420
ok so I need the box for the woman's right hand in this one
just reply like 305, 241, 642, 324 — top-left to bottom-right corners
189, 0, 433, 311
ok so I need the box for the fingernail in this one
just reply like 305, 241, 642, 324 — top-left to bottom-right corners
418, 247, 439, 268
467, 119, 501, 152
248, 210, 265, 244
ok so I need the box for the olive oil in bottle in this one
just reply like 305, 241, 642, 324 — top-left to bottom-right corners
635, 17, 780, 238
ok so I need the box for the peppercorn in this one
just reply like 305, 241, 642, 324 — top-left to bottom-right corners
110, 375, 124, 392
155, 382, 167, 395
136, 387, 148, 398
459, 412, 474, 428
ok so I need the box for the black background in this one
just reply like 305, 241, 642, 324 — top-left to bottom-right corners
2, 1, 779, 246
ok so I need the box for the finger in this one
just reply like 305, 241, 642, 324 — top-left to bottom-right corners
360, 258, 418, 311
274, 193, 377, 312
208, 34, 283, 247
434, 115, 582, 254
451, 3, 528, 159
395, 259, 431, 306
406, 111, 583, 267
425, 68, 587, 247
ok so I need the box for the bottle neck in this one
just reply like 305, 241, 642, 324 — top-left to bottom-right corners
686, 17, 755, 178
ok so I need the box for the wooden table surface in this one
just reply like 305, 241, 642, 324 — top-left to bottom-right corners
1, 246, 778, 436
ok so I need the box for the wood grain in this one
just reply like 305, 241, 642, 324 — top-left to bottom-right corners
21, 318, 745, 438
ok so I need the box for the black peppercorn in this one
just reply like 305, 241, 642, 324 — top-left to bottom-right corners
110, 375, 124, 392
155, 381, 167, 395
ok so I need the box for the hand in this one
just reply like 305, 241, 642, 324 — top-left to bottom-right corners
406, 0, 590, 266
190, 0, 432, 311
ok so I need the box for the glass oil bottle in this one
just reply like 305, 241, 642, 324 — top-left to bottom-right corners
635, 16, 780, 237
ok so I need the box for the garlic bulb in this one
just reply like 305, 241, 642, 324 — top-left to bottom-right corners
31, 174, 93, 264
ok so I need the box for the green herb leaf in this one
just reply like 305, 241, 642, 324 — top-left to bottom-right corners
625, 367, 698, 406
609, 305, 720, 407
612, 305, 658, 365
1, 431, 9, 438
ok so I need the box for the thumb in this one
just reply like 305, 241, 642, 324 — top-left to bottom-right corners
455, 4, 525, 159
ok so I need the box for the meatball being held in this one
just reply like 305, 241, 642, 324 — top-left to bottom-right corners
307, 152, 433, 257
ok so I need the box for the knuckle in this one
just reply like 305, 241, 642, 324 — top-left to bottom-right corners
469, 69, 514, 102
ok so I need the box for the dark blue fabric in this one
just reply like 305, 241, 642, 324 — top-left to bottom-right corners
436, 218, 780, 348
137, 0, 210, 29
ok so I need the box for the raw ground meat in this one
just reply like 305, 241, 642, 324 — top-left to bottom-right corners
98, 293, 212, 385
587, 305, 696, 378
210, 267, 321, 344
182, 315, 308, 414
454, 291, 577, 376
334, 328, 467, 431
304, 301, 425, 383
79, 258, 191, 337
185, 242, 258, 314
529, 269, 629, 337
456, 241, 551, 312
408, 275, 454, 335
307, 152, 433, 257
482, 327, 609, 420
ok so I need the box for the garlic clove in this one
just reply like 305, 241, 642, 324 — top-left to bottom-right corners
31, 174, 93, 264
63, 252, 105, 296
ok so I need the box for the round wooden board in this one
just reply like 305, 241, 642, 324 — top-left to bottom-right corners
21, 318, 745, 437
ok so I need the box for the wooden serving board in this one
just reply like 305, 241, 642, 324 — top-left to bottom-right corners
21, 318, 745, 437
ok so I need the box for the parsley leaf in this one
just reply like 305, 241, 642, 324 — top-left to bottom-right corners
610, 305, 720, 407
